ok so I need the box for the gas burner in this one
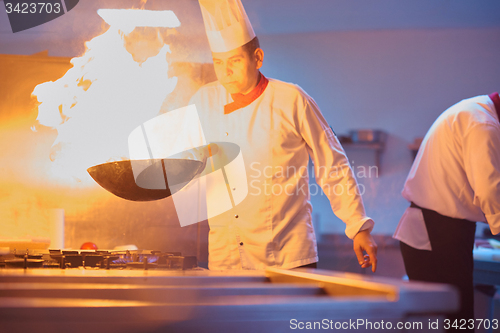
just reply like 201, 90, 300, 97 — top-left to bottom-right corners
0, 249, 197, 270
1, 249, 45, 269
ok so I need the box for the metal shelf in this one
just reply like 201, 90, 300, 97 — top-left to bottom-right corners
341, 141, 385, 173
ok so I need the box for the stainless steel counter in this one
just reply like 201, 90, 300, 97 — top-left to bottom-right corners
0, 267, 458, 333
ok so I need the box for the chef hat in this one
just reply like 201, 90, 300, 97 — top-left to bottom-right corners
199, 0, 256, 53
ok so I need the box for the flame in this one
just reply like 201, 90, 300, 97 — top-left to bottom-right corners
32, 10, 180, 186
97, 9, 180, 34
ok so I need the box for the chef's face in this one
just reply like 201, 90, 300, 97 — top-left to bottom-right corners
212, 46, 263, 95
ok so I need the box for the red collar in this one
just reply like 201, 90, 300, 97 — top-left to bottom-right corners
224, 73, 269, 115
488, 92, 500, 122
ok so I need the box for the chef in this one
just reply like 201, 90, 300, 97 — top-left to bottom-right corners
394, 93, 500, 329
190, 0, 377, 271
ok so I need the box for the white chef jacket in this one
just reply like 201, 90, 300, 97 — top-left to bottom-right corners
394, 95, 500, 250
190, 78, 373, 270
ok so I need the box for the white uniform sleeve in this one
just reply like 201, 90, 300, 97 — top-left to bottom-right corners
463, 123, 500, 234
298, 95, 374, 239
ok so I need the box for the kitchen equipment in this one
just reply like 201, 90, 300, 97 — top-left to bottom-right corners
87, 158, 204, 201
0, 267, 459, 333
4, 258, 44, 268
80, 242, 98, 250
349, 129, 386, 143
0, 238, 51, 251
47, 208, 65, 249
14, 253, 43, 259
0, 248, 197, 271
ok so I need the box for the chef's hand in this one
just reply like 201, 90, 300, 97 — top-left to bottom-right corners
353, 229, 378, 272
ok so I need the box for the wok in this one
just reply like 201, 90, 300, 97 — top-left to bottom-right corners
87, 158, 204, 201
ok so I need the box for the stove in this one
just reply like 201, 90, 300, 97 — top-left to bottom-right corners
0, 248, 198, 271
0, 266, 459, 333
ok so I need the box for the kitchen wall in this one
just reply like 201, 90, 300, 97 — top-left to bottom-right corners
259, 27, 500, 235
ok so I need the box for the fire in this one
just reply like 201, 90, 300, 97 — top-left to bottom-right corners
32, 10, 181, 186
97, 9, 180, 34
